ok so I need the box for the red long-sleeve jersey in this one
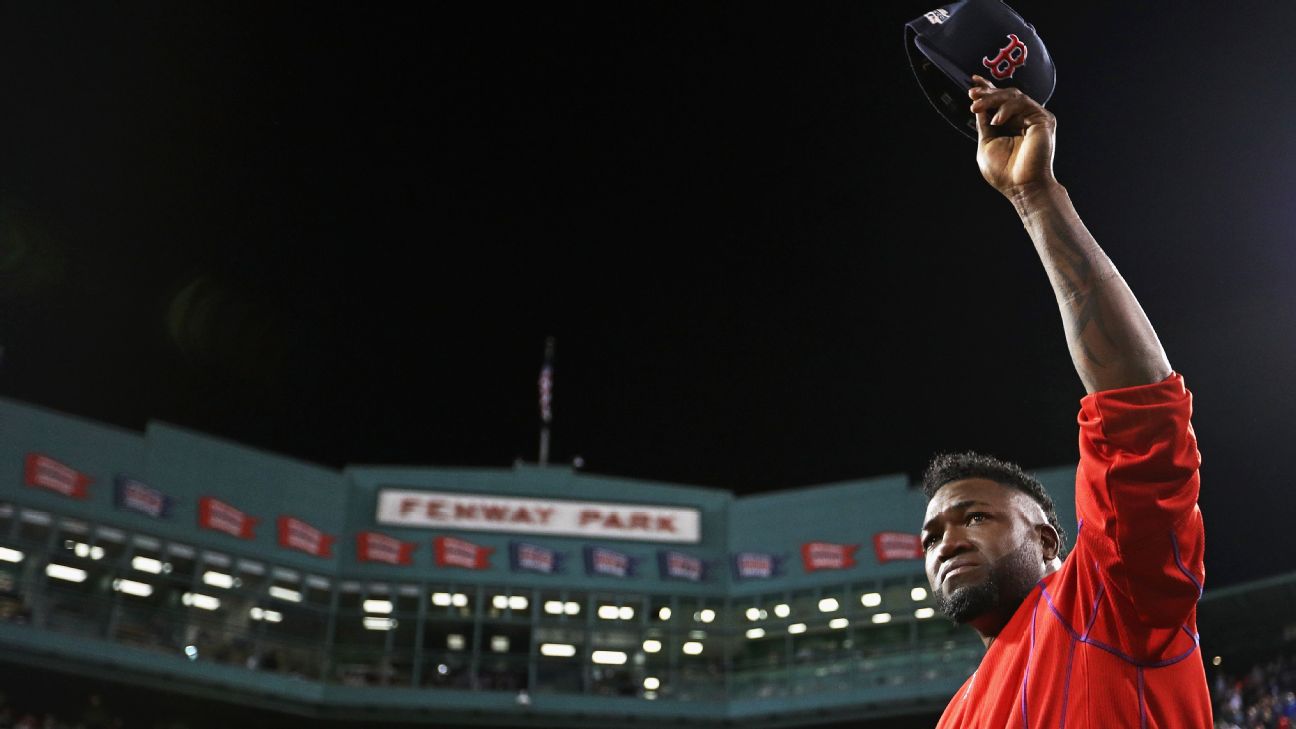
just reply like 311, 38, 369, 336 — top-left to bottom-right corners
935, 373, 1211, 728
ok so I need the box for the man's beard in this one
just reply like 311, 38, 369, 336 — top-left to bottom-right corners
935, 540, 1041, 624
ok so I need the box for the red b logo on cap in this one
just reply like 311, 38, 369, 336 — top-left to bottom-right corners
982, 34, 1028, 80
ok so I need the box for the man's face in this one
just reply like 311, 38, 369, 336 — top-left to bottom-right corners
921, 478, 1051, 632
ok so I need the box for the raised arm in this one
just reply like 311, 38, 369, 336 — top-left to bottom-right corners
968, 75, 1171, 394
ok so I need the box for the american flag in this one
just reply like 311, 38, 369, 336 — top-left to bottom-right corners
24, 453, 92, 500
277, 516, 335, 558
800, 541, 860, 572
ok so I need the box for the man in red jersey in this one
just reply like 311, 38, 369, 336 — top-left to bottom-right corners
917, 75, 1211, 728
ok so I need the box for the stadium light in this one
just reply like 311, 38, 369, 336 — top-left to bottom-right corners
249, 607, 283, 623
452, 593, 468, 607
363, 617, 397, 631
773, 603, 790, 618
509, 596, 529, 611
540, 643, 576, 657
564, 601, 580, 615
112, 578, 153, 597
788, 623, 807, 634
269, 586, 303, 603
544, 600, 565, 615
696, 609, 715, 623
657, 606, 672, 620
597, 605, 620, 620
818, 598, 839, 613
618, 606, 634, 620
682, 641, 704, 655
46, 564, 87, 583
592, 650, 628, 665
132, 556, 165, 574
447, 634, 466, 650
829, 618, 849, 629
182, 592, 221, 611
861, 592, 882, 608
491, 636, 509, 652
0, 547, 24, 563
364, 599, 393, 614
915, 607, 936, 619
745, 607, 761, 621
643, 677, 661, 691
872, 612, 892, 624
911, 587, 928, 601
202, 571, 235, 589
642, 639, 662, 653
745, 628, 766, 639
492, 595, 509, 610
70, 542, 105, 560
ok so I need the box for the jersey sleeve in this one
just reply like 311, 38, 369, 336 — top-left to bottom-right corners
1074, 372, 1204, 629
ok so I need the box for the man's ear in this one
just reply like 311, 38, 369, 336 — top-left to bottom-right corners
1037, 522, 1060, 563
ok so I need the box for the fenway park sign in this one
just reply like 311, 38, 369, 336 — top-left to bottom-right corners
376, 489, 701, 544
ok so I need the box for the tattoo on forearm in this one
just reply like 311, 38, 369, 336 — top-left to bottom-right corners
1043, 214, 1117, 367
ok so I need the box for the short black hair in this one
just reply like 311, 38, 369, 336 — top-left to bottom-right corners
921, 451, 1067, 556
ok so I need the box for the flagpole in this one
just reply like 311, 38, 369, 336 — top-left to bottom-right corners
538, 337, 555, 466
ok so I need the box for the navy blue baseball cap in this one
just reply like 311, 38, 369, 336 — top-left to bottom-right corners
905, 0, 1056, 138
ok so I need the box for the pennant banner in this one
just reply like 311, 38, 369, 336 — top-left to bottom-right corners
277, 516, 335, 558
435, 536, 493, 570
873, 531, 924, 564
357, 531, 416, 565
732, 551, 783, 580
510, 541, 564, 574
24, 453, 92, 500
658, 550, 706, 582
801, 541, 859, 572
584, 546, 638, 578
114, 475, 173, 519
198, 496, 258, 540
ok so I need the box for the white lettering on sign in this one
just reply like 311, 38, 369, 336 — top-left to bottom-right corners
376, 489, 701, 544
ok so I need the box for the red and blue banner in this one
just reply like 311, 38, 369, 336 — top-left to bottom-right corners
24, 453, 92, 500
435, 535, 493, 570
277, 516, 335, 558
584, 546, 638, 578
732, 551, 783, 580
113, 475, 173, 519
357, 531, 416, 565
658, 549, 707, 582
800, 541, 859, 572
873, 531, 923, 564
197, 496, 258, 540
510, 541, 564, 574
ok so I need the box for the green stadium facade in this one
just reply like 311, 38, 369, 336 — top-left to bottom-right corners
0, 397, 1083, 727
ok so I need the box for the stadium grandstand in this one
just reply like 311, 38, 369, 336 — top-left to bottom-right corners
0, 395, 1290, 728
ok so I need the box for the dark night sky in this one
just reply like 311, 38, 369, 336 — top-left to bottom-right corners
1, 2, 1294, 588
